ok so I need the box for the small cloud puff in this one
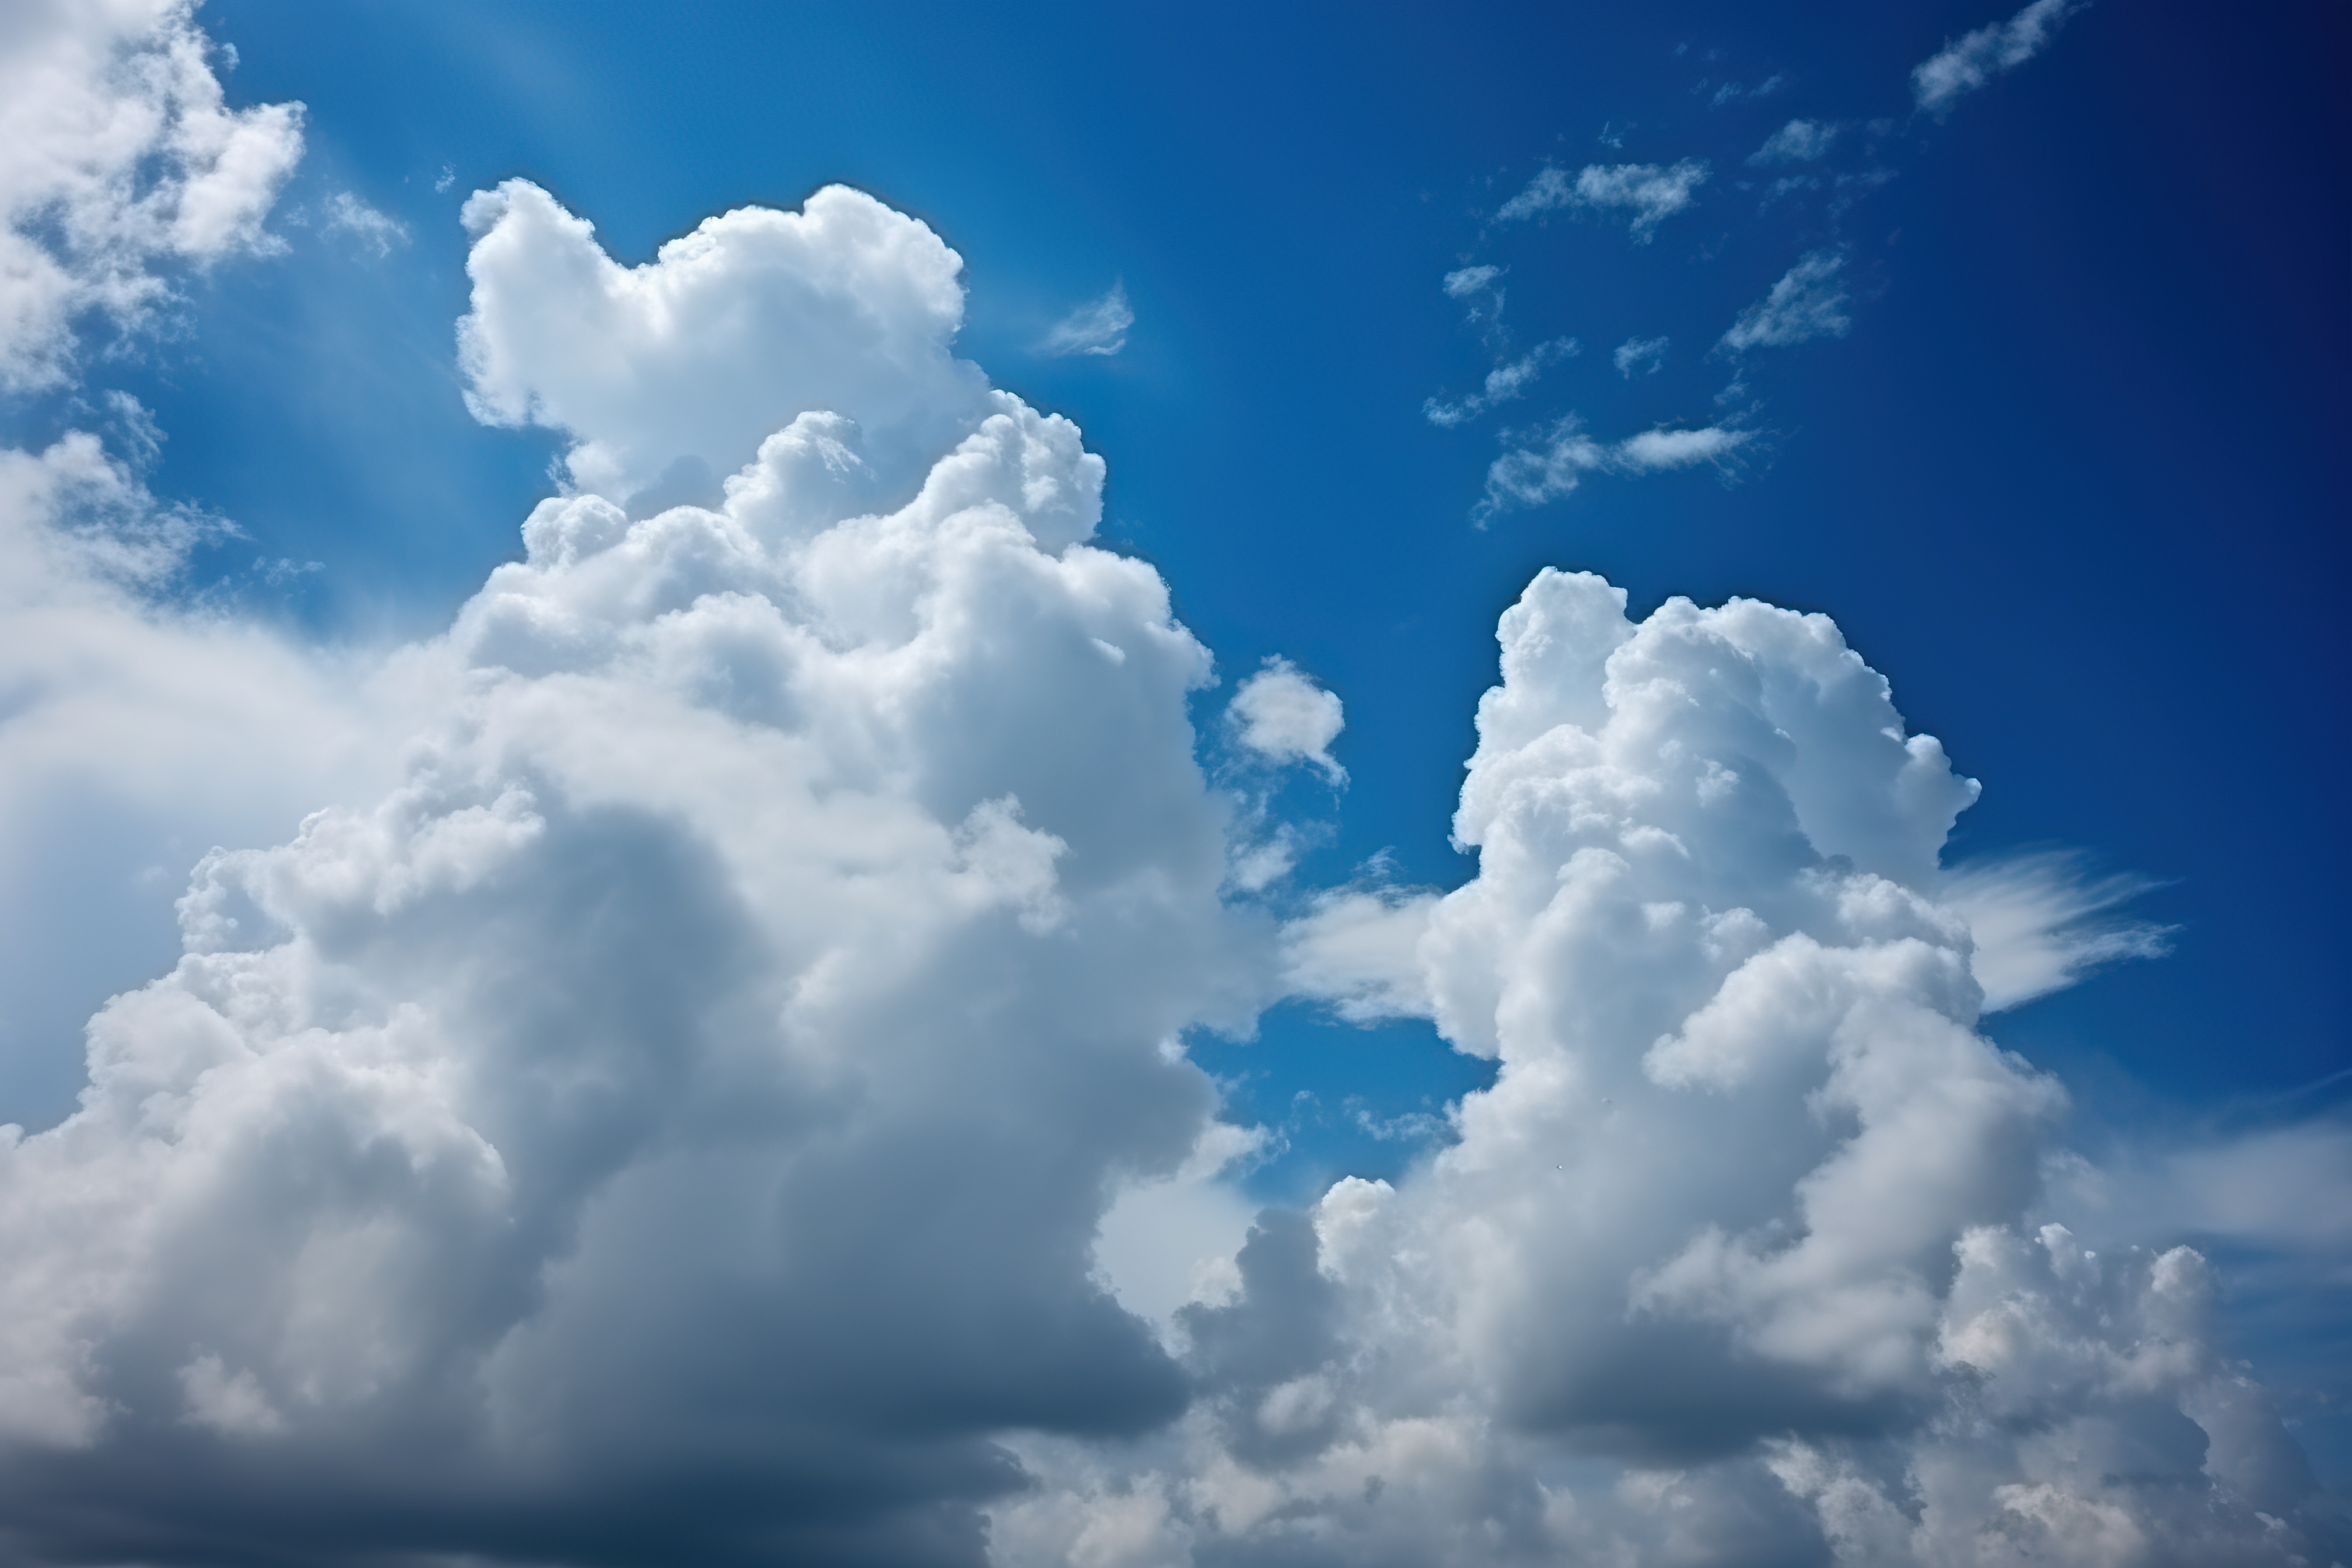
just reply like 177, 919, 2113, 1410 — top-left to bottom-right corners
1709, 73, 1786, 108
1424, 336, 1577, 428
1479, 414, 1750, 519
1497, 159, 1710, 242
1614, 334, 1668, 377
1749, 117, 1840, 165
1041, 280, 1134, 357
1229, 657, 1346, 783
1718, 248, 1852, 354
324, 191, 408, 257
1913, 0, 2087, 117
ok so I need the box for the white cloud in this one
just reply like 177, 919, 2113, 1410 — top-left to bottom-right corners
0, 418, 406, 1136
1042, 279, 1133, 358
1478, 414, 1752, 517
1441, 264, 1500, 300
1913, 0, 2088, 118
1749, 118, 1840, 165
1941, 850, 2172, 1010
1720, 248, 1852, 354
1228, 657, 1345, 783
1497, 159, 1710, 242
323, 190, 407, 257
1, 80, 2335, 1563
1010, 570, 2336, 1566
0, 181, 1278, 1563
1423, 337, 1576, 428
457, 177, 992, 510
1710, 74, 1786, 108
0, 0, 304, 390
1614, 424, 1749, 471
1613, 334, 1668, 377
1281, 886, 1437, 1024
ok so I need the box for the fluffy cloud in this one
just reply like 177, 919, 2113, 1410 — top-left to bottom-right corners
0, 181, 1279, 1567
1013, 570, 2342, 1566
457, 178, 992, 510
1043, 280, 1135, 357
1913, 0, 2088, 118
0, 415, 408, 1133
0, 0, 304, 391
1720, 249, 1852, 354
1497, 160, 1710, 242
1479, 414, 1751, 519
1750, 118, 1841, 166
1, 51, 2339, 1566
1228, 658, 1346, 783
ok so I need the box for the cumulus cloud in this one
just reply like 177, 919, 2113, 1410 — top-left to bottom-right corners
1720, 248, 1852, 354
1042, 279, 1133, 358
0, 0, 304, 390
1423, 337, 1576, 428
1016, 570, 2341, 1566
323, 190, 407, 257
1479, 414, 1752, 519
1614, 334, 1668, 377
2, 55, 2338, 1566
1228, 657, 1346, 783
1913, 0, 2087, 118
1496, 159, 1710, 242
1750, 118, 1840, 165
457, 178, 992, 511
0, 179, 1286, 1566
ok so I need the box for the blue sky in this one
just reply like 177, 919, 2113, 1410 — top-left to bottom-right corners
0, 2, 2345, 1563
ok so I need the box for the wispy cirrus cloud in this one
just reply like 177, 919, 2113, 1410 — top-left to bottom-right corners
323, 191, 408, 257
1424, 335, 1577, 428
1709, 73, 1786, 108
1497, 159, 1711, 242
1614, 334, 1668, 377
1749, 117, 1840, 165
1913, 0, 2088, 117
1477, 412, 1751, 519
1719, 248, 1852, 354
1041, 279, 1133, 356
